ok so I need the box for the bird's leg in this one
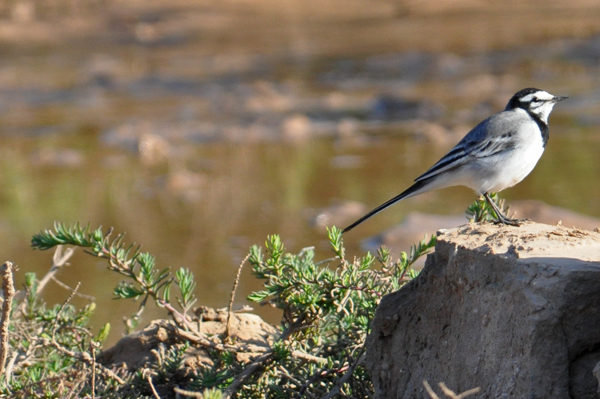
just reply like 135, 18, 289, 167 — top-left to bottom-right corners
483, 192, 522, 226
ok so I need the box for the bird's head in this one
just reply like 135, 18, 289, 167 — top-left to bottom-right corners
506, 88, 568, 123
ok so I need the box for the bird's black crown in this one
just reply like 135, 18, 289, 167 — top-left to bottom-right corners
505, 87, 543, 110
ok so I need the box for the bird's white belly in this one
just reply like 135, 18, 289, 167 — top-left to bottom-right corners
479, 137, 545, 193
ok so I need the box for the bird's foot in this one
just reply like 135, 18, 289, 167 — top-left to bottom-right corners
493, 217, 529, 227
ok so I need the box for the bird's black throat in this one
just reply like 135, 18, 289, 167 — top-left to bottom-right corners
525, 110, 549, 148
505, 87, 550, 148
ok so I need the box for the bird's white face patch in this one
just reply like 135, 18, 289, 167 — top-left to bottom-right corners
534, 91, 554, 101
520, 90, 557, 123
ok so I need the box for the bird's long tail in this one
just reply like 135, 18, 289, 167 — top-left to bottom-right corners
342, 179, 431, 233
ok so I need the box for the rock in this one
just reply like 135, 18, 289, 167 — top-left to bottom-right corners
510, 200, 600, 231
593, 362, 600, 394
99, 309, 278, 370
11, 1, 35, 23
371, 95, 443, 121
165, 169, 207, 203
365, 201, 600, 265
139, 132, 171, 166
395, 119, 464, 146
98, 320, 176, 370
363, 212, 466, 265
281, 113, 312, 142
330, 154, 365, 169
30, 147, 84, 167
366, 222, 600, 399
307, 200, 369, 229
192, 307, 278, 348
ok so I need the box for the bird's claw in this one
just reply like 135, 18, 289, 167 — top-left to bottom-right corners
493, 217, 527, 227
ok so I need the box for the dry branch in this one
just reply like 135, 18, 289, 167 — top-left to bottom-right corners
226, 253, 250, 341
423, 380, 481, 399
37, 246, 76, 295
0, 262, 16, 375
318, 348, 366, 399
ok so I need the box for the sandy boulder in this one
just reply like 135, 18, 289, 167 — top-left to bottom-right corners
366, 222, 600, 399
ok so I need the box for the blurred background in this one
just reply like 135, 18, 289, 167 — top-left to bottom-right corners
1, 0, 600, 344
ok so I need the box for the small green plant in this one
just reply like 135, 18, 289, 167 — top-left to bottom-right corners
31, 222, 196, 329
0, 269, 122, 398
240, 226, 436, 398
466, 192, 509, 223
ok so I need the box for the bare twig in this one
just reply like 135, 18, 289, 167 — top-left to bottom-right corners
223, 319, 299, 398
65, 372, 86, 399
5, 351, 17, 383
172, 323, 327, 364
423, 381, 481, 399
439, 382, 481, 399
226, 253, 250, 341
223, 351, 274, 398
291, 350, 328, 364
14, 246, 77, 314
37, 246, 76, 295
90, 341, 99, 399
423, 380, 440, 399
278, 366, 318, 399
147, 374, 161, 399
41, 338, 125, 384
159, 301, 198, 332
318, 347, 366, 399
173, 386, 205, 398
0, 262, 16, 375
53, 282, 81, 341
51, 276, 95, 301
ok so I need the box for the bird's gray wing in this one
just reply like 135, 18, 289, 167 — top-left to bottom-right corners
415, 114, 517, 182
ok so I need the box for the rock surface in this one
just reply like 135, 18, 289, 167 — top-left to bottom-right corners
366, 222, 600, 399
365, 200, 600, 264
99, 308, 277, 370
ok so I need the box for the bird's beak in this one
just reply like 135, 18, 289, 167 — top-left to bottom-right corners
552, 95, 569, 102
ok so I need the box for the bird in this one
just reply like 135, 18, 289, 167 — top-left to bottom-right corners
342, 88, 568, 233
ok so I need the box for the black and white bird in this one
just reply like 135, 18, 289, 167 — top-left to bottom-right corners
342, 88, 568, 233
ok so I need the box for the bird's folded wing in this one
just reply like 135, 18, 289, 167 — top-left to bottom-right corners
414, 127, 517, 182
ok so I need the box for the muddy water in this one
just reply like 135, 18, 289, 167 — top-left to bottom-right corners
1, 2, 600, 344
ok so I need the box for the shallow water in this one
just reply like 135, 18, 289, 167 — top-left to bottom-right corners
1, 2, 600, 344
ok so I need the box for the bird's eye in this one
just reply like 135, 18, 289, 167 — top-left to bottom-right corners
532, 97, 539, 102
